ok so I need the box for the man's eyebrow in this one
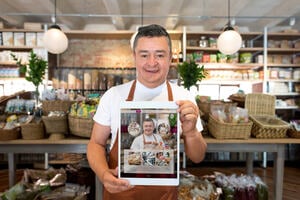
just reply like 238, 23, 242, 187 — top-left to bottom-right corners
137, 50, 167, 53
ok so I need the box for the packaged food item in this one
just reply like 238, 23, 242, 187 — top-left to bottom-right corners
239, 53, 252, 63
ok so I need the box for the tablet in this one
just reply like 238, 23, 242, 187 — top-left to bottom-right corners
119, 101, 180, 186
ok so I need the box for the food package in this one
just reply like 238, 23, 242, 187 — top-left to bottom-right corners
215, 173, 268, 200
178, 171, 220, 200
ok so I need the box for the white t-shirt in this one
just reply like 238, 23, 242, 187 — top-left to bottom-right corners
93, 80, 203, 149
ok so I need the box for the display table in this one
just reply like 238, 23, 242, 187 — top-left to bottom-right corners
1, 137, 300, 200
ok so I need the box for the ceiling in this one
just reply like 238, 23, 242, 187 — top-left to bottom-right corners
1, 0, 300, 33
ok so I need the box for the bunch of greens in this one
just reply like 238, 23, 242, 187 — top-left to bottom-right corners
11, 50, 48, 106
177, 60, 207, 90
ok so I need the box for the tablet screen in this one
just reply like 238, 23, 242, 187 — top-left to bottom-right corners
119, 101, 180, 186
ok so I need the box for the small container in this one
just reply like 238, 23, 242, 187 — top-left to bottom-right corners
199, 36, 208, 47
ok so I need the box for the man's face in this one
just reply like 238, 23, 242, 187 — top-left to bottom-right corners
143, 121, 155, 136
133, 36, 172, 88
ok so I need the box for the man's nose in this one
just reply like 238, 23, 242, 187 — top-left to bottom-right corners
147, 55, 158, 65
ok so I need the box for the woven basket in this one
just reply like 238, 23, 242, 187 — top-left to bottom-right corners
287, 127, 300, 138
207, 114, 253, 139
250, 115, 290, 138
245, 93, 276, 116
21, 122, 45, 139
42, 100, 74, 115
68, 115, 94, 138
42, 115, 68, 134
0, 127, 21, 141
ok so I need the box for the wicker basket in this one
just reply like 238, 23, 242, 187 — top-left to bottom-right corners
287, 127, 300, 138
245, 93, 276, 116
21, 122, 45, 139
42, 100, 74, 115
207, 114, 253, 139
42, 115, 68, 135
250, 115, 290, 138
68, 115, 94, 138
0, 127, 21, 141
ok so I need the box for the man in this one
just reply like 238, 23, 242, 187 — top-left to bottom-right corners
87, 24, 207, 200
130, 118, 165, 150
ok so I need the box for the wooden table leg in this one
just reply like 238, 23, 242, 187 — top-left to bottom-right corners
246, 152, 254, 175
273, 144, 285, 200
7, 153, 15, 188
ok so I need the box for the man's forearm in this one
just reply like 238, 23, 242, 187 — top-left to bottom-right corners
183, 130, 207, 163
87, 140, 110, 182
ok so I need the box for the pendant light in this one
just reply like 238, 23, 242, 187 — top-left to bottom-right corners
43, 0, 68, 54
217, 0, 242, 55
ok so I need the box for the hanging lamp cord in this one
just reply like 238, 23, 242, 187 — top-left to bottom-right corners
227, 0, 230, 26
141, 0, 144, 26
54, 0, 57, 24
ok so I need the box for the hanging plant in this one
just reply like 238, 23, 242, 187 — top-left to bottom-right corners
177, 60, 207, 90
11, 50, 48, 107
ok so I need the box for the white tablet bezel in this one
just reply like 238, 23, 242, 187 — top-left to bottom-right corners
118, 101, 180, 186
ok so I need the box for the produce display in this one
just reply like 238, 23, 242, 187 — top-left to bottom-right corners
69, 98, 99, 119
214, 173, 268, 200
179, 171, 220, 200
0, 168, 89, 200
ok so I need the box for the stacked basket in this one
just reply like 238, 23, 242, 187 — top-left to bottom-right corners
21, 121, 45, 140
245, 93, 290, 138
41, 100, 73, 140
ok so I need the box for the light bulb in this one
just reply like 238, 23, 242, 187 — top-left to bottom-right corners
43, 25, 68, 54
217, 29, 242, 55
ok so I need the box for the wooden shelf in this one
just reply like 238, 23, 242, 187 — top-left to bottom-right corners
65, 29, 183, 40
0, 46, 38, 50
267, 48, 300, 53
186, 31, 263, 40
201, 62, 262, 70
267, 79, 300, 82
267, 64, 300, 68
186, 46, 264, 52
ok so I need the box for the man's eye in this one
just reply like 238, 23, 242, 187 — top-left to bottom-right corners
156, 54, 165, 58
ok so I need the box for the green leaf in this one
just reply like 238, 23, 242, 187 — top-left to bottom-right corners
177, 60, 207, 90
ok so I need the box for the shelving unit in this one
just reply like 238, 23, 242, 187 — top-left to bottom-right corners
182, 27, 265, 99
262, 28, 300, 120
48, 29, 183, 94
0, 29, 48, 95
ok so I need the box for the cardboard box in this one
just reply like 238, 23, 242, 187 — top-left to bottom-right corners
25, 32, 37, 46
36, 32, 44, 47
14, 32, 25, 46
2, 32, 14, 46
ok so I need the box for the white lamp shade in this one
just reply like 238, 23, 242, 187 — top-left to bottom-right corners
217, 30, 242, 55
43, 28, 68, 54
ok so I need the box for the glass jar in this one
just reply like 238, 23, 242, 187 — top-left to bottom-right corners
199, 36, 208, 47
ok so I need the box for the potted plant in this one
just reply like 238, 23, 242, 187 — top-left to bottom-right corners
11, 50, 48, 108
177, 60, 207, 90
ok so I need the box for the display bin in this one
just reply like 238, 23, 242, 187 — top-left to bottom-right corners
41, 100, 74, 115
0, 127, 21, 141
21, 122, 45, 140
287, 127, 300, 138
68, 115, 94, 138
250, 115, 290, 138
42, 115, 68, 139
207, 114, 253, 139
197, 99, 237, 121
